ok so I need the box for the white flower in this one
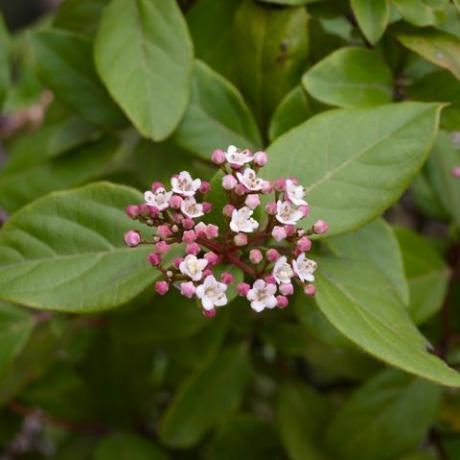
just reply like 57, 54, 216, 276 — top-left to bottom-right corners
196, 275, 228, 311
225, 145, 253, 166
181, 197, 204, 219
247, 279, 277, 313
292, 253, 317, 283
273, 256, 294, 284
285, 179, 307, 206
179, 255, 208, 281
236, 168, 265, 192
144, 188, 172, 211
276, 200, 304, 225
171, 171, 201, 197
230, 206, 259, 233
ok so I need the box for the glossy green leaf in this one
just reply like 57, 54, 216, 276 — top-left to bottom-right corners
392, 0, 438, 26
326, 369, 441, 460
159, 345, 251, 448
95, 0, 193, 140
302, 47, 393, 108
395, 227, 449, 325
326, 218, 409, 305
95, 433, 169, 460
0, 182, 156, 312
268, 85, 310, 142
315, 256, 460, 386
172, 61, 261, 158
350, 0, 389, 45
30, 30, 125, 127
265, 103, 442, 237
398, 29, 460, 80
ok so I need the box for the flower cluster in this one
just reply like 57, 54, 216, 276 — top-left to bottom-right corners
124, 145, 328, 317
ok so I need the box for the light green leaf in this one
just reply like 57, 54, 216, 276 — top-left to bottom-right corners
351, 0, 389, 45
302, 47, 393, 108
268, 85, 310, 142
326, 218, 409, 305
326, 369, 441, 460
172, 60, 261, 159
397, 29, 460, 80
265, 103, 442, 237
95, 433, 169, 460
315, 256, 460, 386
95, 0, 193, 140
455, 0, 460, 12
159, 345, 251, 448
392, 0, 438, 26
395, 227, 449, 325
0, 302, 34, 376
30, 30, 125, 127
0, 182, 156, 313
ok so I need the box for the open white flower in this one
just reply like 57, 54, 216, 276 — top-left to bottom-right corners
292, 253, 317, 283
236, 168, 265, 192
276, 200, 304, 225
196, 275, 228, 311
230, 206, 259, 233
171, 171, 201, 197
181, 197, 204, 219
225, 145, 253, 166
247, 279, 277, 313
273, 256, 294, 284
179, 255, 208, 281
285, 179, 307, 206
144, 188, 172, 211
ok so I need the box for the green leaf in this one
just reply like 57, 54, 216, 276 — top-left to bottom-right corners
0, 182, 156, 313
455, 0, 460, 12
395, 227, 449, 325
315, 256, 460, 386
95, 433, 169, 460
0, 302, 34, 376
94, 0, 194, 141
159, 345, 251, 448
277, 382, 332, 460
302, 47, 393, 108
326, 369, 441, 460
350, 0, 389, 45
0, 13, 11, 107
268, 85, 310, 142
392, 0, 438, 26
30, 30, 125, 127
265, 103, 442, 237
325, 218, 409, 305
172, 60, 261, 159
397, 29, 460, 80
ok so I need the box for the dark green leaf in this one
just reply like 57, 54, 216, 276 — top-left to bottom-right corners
351, 0, 389, 45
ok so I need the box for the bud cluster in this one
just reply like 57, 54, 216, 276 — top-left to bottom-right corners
124, 145, 328, 317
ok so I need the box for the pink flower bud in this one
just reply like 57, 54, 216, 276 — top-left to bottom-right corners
220, 272, 234, 284
277, 295, 289, 308
202, 202, 212, 213
138, 204, 149, 215
169, 195, 183, 209
155, 241, 170, 254
182, 230, 197, 244
173, 257, 183, 268
223, 204, 235, 217
265, 202, 277, 215
151, 182, 164, 192
126, 205, 139, 219
452, 166, 460, 178
297, 236, 312, 252
155, 281, 169, 295
279, 283, 294, 296
186, 243, 201, 255
203, 308, 217, 318
124, 230, 141, 247
206, 224, 219, 239
203, 268, 213, 277
222, 174, 237, 190
234, 233, 248, 246
194, 222, 207, 237
299, 205, 309, 217
204, 252, 219, 266
254, 151, 268, 166
200, 181, 211, 193
173, 212, 184, 223
249, 249, 263, 264
180, 282, 196, 298
182, 218, 194, 229
157, 225, 172, 240
304, 284, 316, 296
261, 181, 273, 194
313, 219, 328, 234
234, 184, 247, 196
211, 149, 226, 165
266, 249, 280, 262
245, 194, 260, 209
237, 282, 250, 296
285, 224, 296, 236
265, 274, 276, 285
148, 252, 161, 266
149, 206, 160, 218
272, 225, 287, 241
273, 178, 286, 192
